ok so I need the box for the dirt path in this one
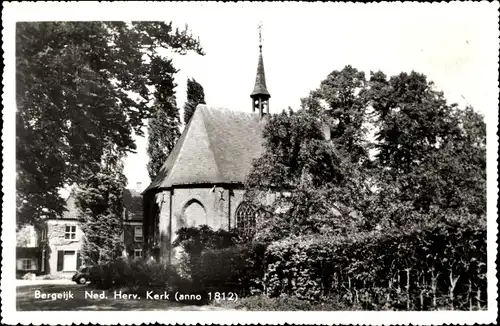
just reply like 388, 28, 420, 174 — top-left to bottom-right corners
17, 283, 229, 311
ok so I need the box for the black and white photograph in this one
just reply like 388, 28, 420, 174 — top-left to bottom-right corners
2, 1, 498, 325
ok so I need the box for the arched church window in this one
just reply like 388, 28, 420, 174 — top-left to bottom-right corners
182, 199, 207, 227
235, 202, 257, 236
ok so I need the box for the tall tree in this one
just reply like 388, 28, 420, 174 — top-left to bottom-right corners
75, 145, 128, 265
301, 65, 370, 165
146, 57, 181, 180
16, 21, 204, 226
245, 108, 370, 241
364, 71, 486, 227
183, 78, 206, 125
245, 66, 486, 241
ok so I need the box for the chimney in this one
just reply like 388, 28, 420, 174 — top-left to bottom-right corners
136, 182, 142, 192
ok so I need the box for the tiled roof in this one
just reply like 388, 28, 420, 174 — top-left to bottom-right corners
251, 49, 270, 97
144, 105, 266, 192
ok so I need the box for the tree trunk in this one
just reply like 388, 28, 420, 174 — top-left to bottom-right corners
406, 268, 411, 310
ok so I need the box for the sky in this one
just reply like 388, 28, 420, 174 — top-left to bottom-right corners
4, 1, 499, 193
119, 1, 499, 192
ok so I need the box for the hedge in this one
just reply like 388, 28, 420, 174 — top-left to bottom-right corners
262, 216, 487, 310
90, 257, 188, 292
199, 242, 267, 296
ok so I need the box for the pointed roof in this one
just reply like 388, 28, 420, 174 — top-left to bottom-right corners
250, 47, 270, 98
144, 105, 266, 192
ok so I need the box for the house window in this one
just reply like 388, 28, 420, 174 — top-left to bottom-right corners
134, 226, 143, 242
235, 202, 257, 236
22, 259, 33, 270
65, 225, 77, 240
134, 249, 143, 258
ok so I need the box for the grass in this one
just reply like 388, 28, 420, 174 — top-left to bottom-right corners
212, 294, 356, 311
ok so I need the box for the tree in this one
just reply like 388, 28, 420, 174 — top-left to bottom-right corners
16, 225, 36, 247
364, 71, 486, 227
146, 57, 182, 180
301, 65, 370, 165
75, 145, 128, 265
245, 107, 370, 241
183, 78, 206, 125
16, 21, 204, 226
245, 66, 486, 241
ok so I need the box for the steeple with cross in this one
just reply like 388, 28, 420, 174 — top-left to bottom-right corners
251, 22, 271, 119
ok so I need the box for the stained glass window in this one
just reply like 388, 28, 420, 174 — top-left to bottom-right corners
235, 202, 257, 236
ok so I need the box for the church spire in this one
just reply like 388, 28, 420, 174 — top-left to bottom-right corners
251, 22, 270, 118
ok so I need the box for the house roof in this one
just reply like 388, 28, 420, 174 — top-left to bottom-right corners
144, 105, 266, 192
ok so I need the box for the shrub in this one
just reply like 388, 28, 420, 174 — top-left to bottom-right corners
173, 225, 243, 291
262, 214, 487, 310
91, 258, 184, 292
200, 242, 267, 296
213, 294, 352, 311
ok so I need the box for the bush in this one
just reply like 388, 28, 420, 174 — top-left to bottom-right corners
213, 294, 352, 311
173, 225, 245, 292
90, 258, 184, 293
262, 215, 487, 310
200, 242, 267, 296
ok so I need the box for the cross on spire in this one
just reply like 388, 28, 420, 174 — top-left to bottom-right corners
257, 21, 263, 51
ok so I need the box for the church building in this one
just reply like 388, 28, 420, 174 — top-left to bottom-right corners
142, 38, 271, 263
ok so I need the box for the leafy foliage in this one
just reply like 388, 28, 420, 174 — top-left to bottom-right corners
200, 242, 267, 296
213, 294, 348, 311
301, 65, 370, 164
363, 71, 486, 228
172, 225, 240, 287
262, 214, 486, 309
238, 66, 487, 310
183, 78, 206, 124
246, 65, 486, 238
16, 225, 36, 247
90, 257, 183, 290
16, 21, 203, 225
169, 225, 267, 296
75, 146, 127, 266
146, 58, 181, 180
245, 106, 370, 241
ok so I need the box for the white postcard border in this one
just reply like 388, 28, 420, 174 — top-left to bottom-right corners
2, 2, 498, 325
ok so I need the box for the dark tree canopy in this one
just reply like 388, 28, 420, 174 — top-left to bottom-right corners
75, 146, 128, 265
146, 94, 181, 181
183, 78, 206, 125
246, 65, 486, 241
16, 21, 204, 225
301, 65, 369, 165
364, 71, 486, 227
146, 54, 183, 181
